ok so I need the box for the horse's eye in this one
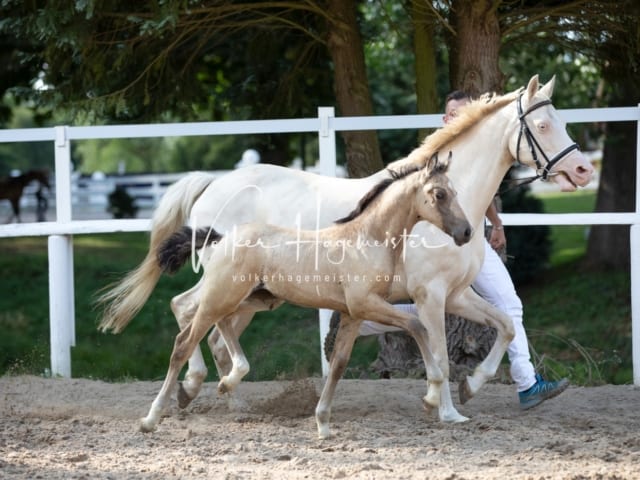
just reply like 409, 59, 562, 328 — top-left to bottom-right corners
435, 189, 446, 201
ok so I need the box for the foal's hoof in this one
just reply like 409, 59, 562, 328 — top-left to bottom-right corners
177, 382, 195, 409
458, 378, 473, 405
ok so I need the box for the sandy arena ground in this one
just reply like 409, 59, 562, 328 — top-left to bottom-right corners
1, 375, 638, 479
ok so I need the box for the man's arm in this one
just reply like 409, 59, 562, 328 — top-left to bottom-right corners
486, 200, 506, 252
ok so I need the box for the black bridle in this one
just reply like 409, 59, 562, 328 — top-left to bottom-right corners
515, 93, 579, 182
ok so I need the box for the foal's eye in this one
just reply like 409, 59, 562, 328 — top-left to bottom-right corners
434, 189, 446, 201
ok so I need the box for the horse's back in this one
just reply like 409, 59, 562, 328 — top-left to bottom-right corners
190, 164, 377, 231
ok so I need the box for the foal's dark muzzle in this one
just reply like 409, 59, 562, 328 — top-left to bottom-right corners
453, 224, 473, 246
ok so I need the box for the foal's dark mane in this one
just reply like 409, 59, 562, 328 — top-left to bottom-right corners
334, 164, 424, 224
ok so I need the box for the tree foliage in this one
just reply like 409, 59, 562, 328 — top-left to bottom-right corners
0, 1, 335, 123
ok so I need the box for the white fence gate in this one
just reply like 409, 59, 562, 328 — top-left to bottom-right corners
0, 106, 639, 384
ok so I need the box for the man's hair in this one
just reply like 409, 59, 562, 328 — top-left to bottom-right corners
445, 90, 471, 107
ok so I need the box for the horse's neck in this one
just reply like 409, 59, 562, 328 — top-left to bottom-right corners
386, 153, 425, 171
448, 111, 516, 228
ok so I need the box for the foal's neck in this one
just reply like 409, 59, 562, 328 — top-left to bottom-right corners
354, 179, 419, 246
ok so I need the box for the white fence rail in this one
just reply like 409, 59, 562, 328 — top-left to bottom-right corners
2, 171, 231, 220
0, 105, 639, 384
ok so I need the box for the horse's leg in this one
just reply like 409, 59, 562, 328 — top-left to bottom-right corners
209, 328, 233, 378
410, 286, 470, 423
208, 312, 253, 378
446, 287, 515, 404
348, 294, 444, 409
140, 314, 215, 432
207, 290, 284, 378
10, 197, 20, 223
214, 315, 251, 395
170, 278, 209, 409
142, 263, 254, 432
315, 314, 361, 439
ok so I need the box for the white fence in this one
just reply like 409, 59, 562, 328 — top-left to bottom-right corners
3, 171, 230, 221
0, 106, 639, 384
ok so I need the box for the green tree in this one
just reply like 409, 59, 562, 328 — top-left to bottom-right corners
0, 0, 384, 175
583, 1, 640, 270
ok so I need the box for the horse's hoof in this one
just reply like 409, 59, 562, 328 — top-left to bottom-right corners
458, 378, 473, 405
421, 397, 436, 415
139, 418, 157, 433
317, 425, 332, 440
217, 381, 230, 395
177, 382, 194, 409
439, 409, 470, 423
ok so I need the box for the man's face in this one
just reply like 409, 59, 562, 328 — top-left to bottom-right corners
443, 98, 470, 124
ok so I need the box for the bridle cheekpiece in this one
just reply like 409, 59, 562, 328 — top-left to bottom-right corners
515, 93, 579, 181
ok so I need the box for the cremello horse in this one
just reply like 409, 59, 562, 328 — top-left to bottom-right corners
139, 155, 472, 436
98, 75, 593, 424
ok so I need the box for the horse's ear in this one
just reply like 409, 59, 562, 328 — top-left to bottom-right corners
526, 74, 540, 101
538, 75, 556, 99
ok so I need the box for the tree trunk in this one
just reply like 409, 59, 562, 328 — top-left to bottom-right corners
411, 0, 439, 140
585, 70, 638, 269
325, 0, 383, 178
449, 0, 503, 96
372, 0, 505, 378
371, 316, 498, 382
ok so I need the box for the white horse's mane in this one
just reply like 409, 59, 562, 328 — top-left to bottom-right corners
390, 89, 523, 169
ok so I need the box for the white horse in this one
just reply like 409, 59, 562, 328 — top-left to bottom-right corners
98, 75, 593, 424
139, 155, 472, 436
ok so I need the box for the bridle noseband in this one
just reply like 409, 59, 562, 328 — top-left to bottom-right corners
515, 93, 579, 181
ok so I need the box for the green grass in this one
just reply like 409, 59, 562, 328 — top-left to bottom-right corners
537, 190, 597, 266
519, 190, 631, 385
0, 232, 332, 381
0, 189, 632, 385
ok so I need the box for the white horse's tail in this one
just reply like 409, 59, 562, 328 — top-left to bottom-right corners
96, 172, 216, 333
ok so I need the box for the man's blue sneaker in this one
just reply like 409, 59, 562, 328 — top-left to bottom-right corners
519, 374, 569, 410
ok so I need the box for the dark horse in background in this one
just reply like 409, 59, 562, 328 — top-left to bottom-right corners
0, 169, 50, 223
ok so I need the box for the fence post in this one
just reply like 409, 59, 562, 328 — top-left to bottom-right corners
49, 126, 75, 378
633, 104, 640, 386
317, 107, 337, 377
632, 224, 640, 386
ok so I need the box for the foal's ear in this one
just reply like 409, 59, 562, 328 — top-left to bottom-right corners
538, 75, 556, 99
442, 151, 452, 171
425, 152, 439, 173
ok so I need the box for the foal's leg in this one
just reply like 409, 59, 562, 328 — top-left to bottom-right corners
208, 317, 248, 378
140, 314, 216, 432
446, 286, 515, 404
170, 279, 209, 409
315, 314, 361, 439
410, 287, 470, 423
213, 315, 251, 395
142, 264, 254, 432
208, 290, 284, 378
348, 294, 444, 408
